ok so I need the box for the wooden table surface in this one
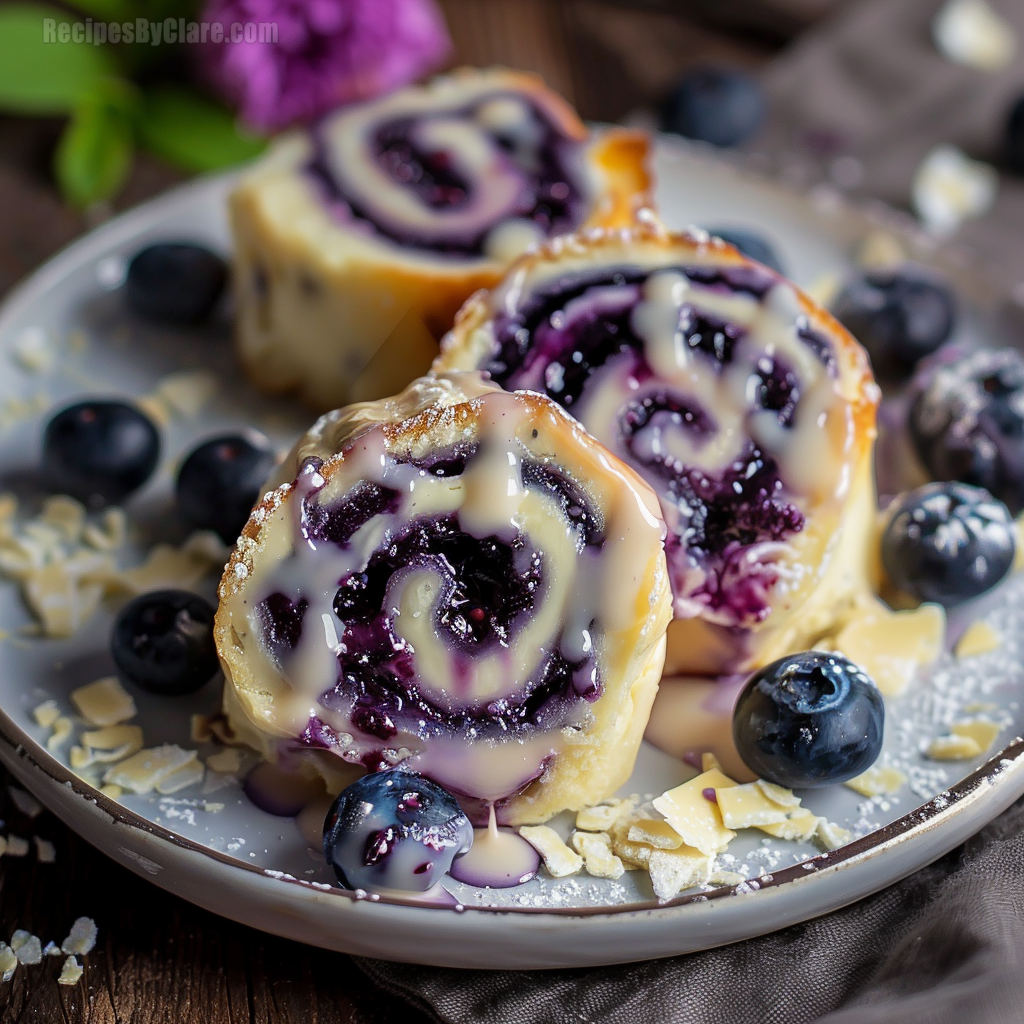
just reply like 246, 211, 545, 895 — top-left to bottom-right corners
0, 3, 837, 1019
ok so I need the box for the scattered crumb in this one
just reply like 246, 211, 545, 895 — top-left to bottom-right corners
58, 955, 83, 986
757, 807, 820, 842
830, 600, 945, 697
82, 507, 127, 551
804, 272, 841, 307
205, 749, 243, 775
11, 327, 54, 373
933, 0, 1015, 71
7, 786, 41, 819
61, 917, 97, 956
709, 868, 746, 887
47, 717, 73, 750
103, 746, 199, 795
815, 819, 852, 851
31, 700, 60, 729
139, 370, 219, 424
71, 677, 136, 727
648, 847, 714, 901
912, 144, 997, 236
43, 941, 60, 957
6, 836, 29, 857
855, 231, 905, 270
951, 719, 1001, 753
519, 825, 583, 878
844, 765, 907, 797
570, 831, 625, 880
34, 837, 56, 864
0, 943, 15, 982
11, 931, 42, 965
626, 818, 685, 851
955, 621, 1001, 659
108, 542, 222, 594
928, 732, 982, 760
652, 768, 737, 856
715, 783, 793, 830
155, 758, 205, 795
574, 799, 631, 833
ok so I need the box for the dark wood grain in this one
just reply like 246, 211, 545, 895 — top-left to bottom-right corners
0, 777, 431, 1023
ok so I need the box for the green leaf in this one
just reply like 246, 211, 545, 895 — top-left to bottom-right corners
137, 86, 266, 173
55, 83, 136, 207
60, 0, 130, 19
0, 4, 117, 115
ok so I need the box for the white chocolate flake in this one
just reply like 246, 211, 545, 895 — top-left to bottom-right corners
103, 746, 199, 794
647, 847, 714, 901
58, 955, 83, 986
519, 826, 583, 877
71, 677, 137, 727
933, 0, 1015, 70
955, 621, 1001, 658
11, 931, 41, 965
34, 837, 56, 864
912, 145, 998, 236
652, 769, 737, 856
0, 943, 15, 982
844, 765, 907, 797
715, 783, 792, 829
61, 917, 97, 956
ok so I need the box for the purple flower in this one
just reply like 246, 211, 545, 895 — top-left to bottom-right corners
198, 0, 452, 132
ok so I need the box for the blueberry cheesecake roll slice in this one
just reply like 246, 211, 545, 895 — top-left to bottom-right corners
215, 371, 671, 825
436, 221, 881, 676
230, 68, 650, 412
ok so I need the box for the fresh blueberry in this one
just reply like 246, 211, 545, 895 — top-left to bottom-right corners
176, 432, 277, 543
111, 589, 220, 696
323, 768, 473, 892
1005, 93, 1024, 174
125, 243, 227, 325
660, 66, 766, 148
831, 266, 955, 373
908, 347, 1024, 514
706, 227, 785, 274
733, 651, 884, 789
42, 400, 160, 507
881, 482, 1014, 606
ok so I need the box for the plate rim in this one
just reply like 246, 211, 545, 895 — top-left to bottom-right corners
0, 148, 1022, 963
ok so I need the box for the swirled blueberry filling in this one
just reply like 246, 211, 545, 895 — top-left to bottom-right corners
302, 481, 401, 547
481, 266, 826, 622
520, 460, 605, 549
257, 489, 602, 747
256, 592, 309, 665
307, 93, 586, 256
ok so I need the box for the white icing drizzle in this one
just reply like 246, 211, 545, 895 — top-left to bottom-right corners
241, 389, 662, 805
315, 77, 590, 259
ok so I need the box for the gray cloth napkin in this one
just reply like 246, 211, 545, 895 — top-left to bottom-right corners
755, 0, 1024, 292
355, 796, 1024, 1022
355, 2, 1024, 1018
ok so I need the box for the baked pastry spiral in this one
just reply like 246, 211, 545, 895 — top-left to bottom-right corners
229, 68, 650, 411
436, 222, 880, 676
215, 372, 671, 824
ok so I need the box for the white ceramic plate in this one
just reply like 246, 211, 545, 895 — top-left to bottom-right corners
0, 137, 1023, 969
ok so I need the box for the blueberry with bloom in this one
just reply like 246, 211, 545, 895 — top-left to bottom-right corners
199, 0, 452, 132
